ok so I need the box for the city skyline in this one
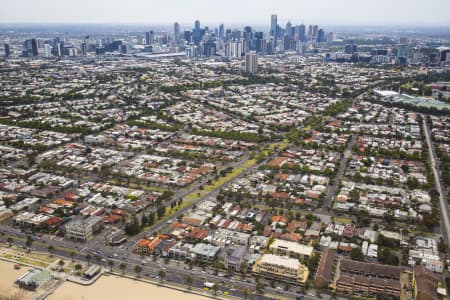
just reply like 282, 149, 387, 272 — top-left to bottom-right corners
1, 0, 450, 26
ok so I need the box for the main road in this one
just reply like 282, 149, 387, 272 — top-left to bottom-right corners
422, 115, 450, 250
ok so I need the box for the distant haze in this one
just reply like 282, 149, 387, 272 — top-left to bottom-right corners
1, 0, 450, 26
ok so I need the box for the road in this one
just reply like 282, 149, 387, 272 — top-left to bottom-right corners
422, 115, 450, 250
322, 134, 356, 213
1, 143, 320, 300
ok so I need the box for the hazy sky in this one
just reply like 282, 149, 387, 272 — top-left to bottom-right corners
1, 0, 450, 26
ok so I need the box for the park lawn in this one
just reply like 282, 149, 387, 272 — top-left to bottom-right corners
154, 201, 191, 223
17, 257, 50, 268
333, 216, 352, 224
184, 158, 257, 202
25, 252, 58, 264
107, 180, 170, 193
0, 250, 52, 269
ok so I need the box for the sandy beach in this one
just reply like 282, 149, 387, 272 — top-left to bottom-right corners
46, 274, 211, 300
0, 259, 39, 300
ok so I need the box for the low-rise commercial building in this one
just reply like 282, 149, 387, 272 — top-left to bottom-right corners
191, 243, 220, 263
65, 215, 103, 242
269, 239, 313, 260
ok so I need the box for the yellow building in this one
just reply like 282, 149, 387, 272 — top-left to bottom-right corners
252, 254, 309, 285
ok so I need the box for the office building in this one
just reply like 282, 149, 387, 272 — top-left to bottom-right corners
146, 30, 154, 45
269, 239, 314, 260
23, 39, 38, 57
203, 40, 217, 57
270, 14, 278, 44
253, 32, 265, 53
184, 30, 192, 43
65, 215, 104, 242
191, 243, 220, 263
245, 51, 258, 74
193, 20, 202, 45
285, 21, 293, 37
219, 24, 225, 39
253, 254, 309, 285
81, 42, 87, 56
317, 28, 325, 43
4, 43, 10, 58
174, 22, 180, 42
43, 44, 52, 58
298, 24, 306, 42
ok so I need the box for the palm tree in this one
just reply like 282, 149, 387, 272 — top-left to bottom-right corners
86, 254, 91, 266
7, 237, 13, 246
70, 251, 75, 262
158, 269, 165, 283
134, 265, 142, 277
48, 245, 54, 257
58, 260, 65, 272
119, 263, 126, 275
185, 275, 193, 290
25, 236, 33, 248
75, 263, 82, 275
95, 255, 102, 264
243, 288, 249, 299
212, 283, 218, 295
108, 260, 114, 272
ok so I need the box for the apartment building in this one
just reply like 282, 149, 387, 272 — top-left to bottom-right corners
252, 254, 309, 285
336, 259, 401, 297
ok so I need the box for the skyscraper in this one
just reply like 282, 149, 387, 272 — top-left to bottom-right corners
146, 31, 154, 45
194, 20, 200, 32
253, 32, 264, 53
23, 39, 38, 57
270, 14, 278, 42
245, 51, 258, 74
317, 29, 325, 43
4, 44, 10, 58
43, 44, 53, 57
298, 24, 306, 42
285, 21, 293, 37
174, 22, 180, 42
219, 24, 225, 39
184, 30, 192, 43
312, 25, 319, 41
81, 42, 87, 56
193, 20, 202, 45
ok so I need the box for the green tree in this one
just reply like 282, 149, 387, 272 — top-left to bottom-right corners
25, 236, 33, 248
158, 269, 166, 283
185, 275, 193, 289
48, 245, 54, 257
119, 263, 126, 275
75, 263, 82, 274
86, 254, 92, 266
134, 265, 142, 277
108, 260, 114, 272
212, 283, 218, 295
351, 248, 365, 261
58, 260, 65, 271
